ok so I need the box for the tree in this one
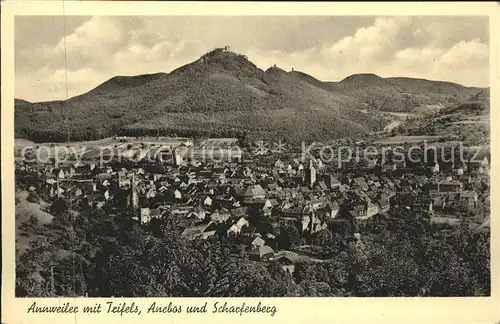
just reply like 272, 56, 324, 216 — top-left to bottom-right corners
293, 262, 317, 284
27, 215, 39, 230
266, 261, 296, 296
297, 280, 331, 297
27, 191, 40, 203
312, 229, 333, 246
87, 241, 168, 297
357, 238, 421, 297
328, 218, 356, 238
277, 224, 300, 250
173, 239, 244, 297
16, 247, 51, 297
50, 198, 68, 216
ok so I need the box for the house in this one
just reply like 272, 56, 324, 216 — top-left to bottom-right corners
393, 160, 407, 170
325, 201, 340, 218
181, 221, 217, 240
353, 177, 369, 191
317, 180, 329, 192
337, 184, 347, 193
459, 190, 478, 210
243, 184, 266, 204
351, 203, 367, 217
82, 182, 96, 196
251, 236, 266, 249
252, 198, 273, 210
227, 224, 241, 236
280, 217, 298, 227
140, 208, 151, 224
211, 208, 231, 222
140, 207, 164, 225
271, 250, 303, 274
382, 164, 394, 173
460, 174, 473, 185
267, 183, 280, 192
282, 205, 304, 219
453, 163, 465, 176
300, 214, 311, 232
438, 180, 462, 193
146, 188, 156, 199
262, 206, 273, 217
96, 201, 105, 210
203, 196, 213, 206
235, 216, 249, 229
430, 216, 462, 226
267, 198, 278, 207
249, 245, 275, 261
190, 227, 214, 239
187, 207, 207, 220
227, 217, 249, 236
171, 205, 193, 218
480, 156, 489, 167
366, 202, 379, 218
378, 194, 391, 212
300, 186, 312, 194
45, 178, 57, 186
230, 206, 248, 218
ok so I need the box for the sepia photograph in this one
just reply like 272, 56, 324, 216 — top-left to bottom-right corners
12, 14, 491, 299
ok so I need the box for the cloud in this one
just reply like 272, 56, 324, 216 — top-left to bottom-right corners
15, 16, 489, 102
56, 17, 132, 71
16, 66, 109, 101
245, 17, 489, 86
111, 38, 207, 75
324, 17, 411, 65
55, 17, 125, 55
440, 38, 489, 69
392, 38, 489, 84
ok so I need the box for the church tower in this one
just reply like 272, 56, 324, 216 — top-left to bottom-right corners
172, 148, 182, 166
129, 172, 139, 211
305, 160, 317, 187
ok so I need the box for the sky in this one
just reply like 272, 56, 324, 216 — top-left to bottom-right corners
15, 16, 489, 102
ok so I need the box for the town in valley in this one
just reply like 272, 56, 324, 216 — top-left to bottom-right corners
14, 16, 491, 297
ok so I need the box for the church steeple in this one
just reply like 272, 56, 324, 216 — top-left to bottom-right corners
305, 159, 317, 187
129, 172, 139, 211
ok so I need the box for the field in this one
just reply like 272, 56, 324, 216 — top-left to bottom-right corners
199, 138, 239, 146
15, 190, 54, 253
15, 137, 242, 164
383, 112, 422, 118
375, 135, 444, 145
451, 115, 489, 125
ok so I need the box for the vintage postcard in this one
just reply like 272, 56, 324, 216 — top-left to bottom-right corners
2, 1, 499, 324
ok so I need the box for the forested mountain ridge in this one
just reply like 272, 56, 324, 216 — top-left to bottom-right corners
15, 49, 487, 143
